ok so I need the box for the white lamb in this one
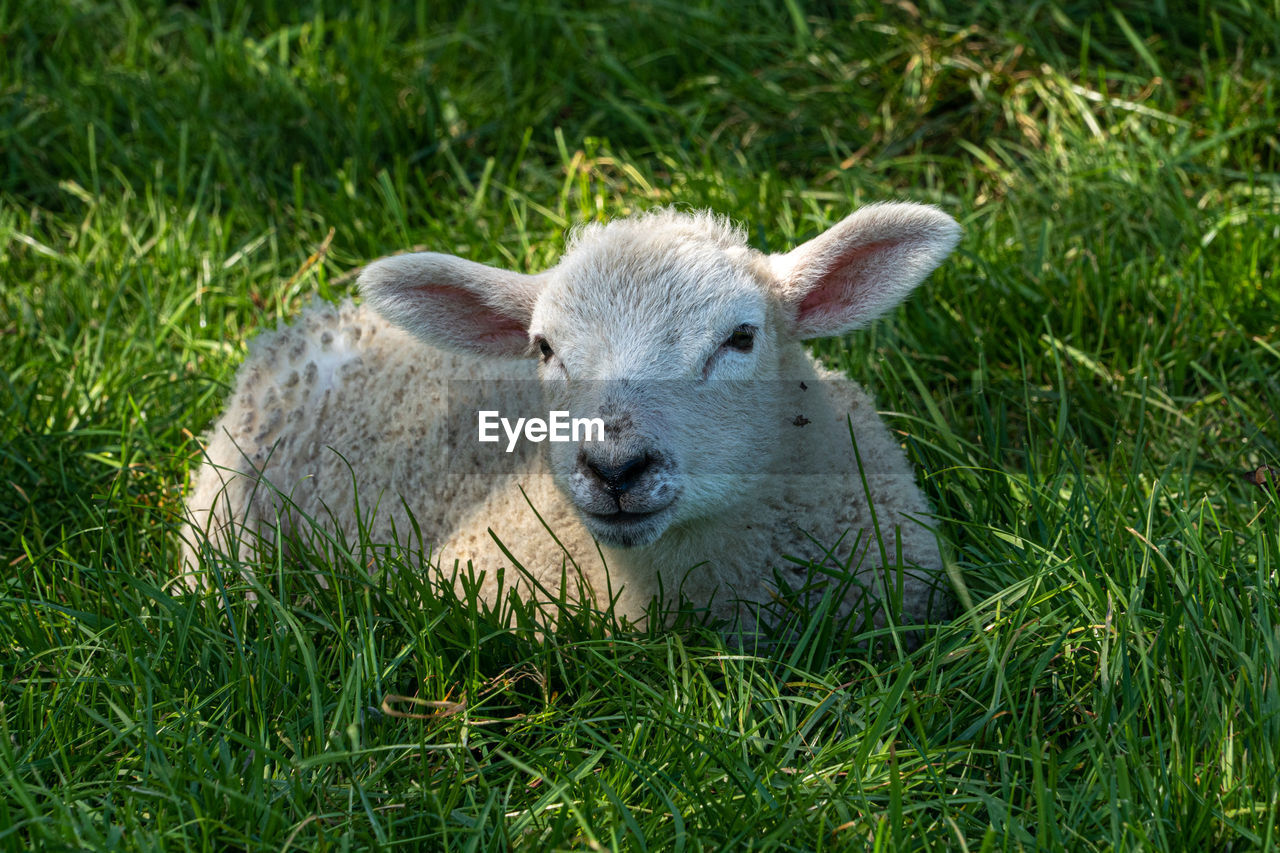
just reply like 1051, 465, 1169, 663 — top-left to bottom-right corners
182, 203, 962, 634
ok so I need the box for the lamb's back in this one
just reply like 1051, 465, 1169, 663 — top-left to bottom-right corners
183, 299, 538, 565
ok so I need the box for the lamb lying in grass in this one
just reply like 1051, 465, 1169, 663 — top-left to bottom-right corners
183, 203, 962, 633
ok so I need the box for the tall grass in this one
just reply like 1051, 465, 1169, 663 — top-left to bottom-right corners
2, 0, 1278, 848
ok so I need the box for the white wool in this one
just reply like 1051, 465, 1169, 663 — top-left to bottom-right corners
181, 203, 962, 634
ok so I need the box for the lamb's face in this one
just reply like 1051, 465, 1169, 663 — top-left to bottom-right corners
360, 203, 963, 549
529, 229, 784, 548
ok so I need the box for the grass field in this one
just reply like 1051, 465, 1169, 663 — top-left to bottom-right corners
3, 0, 1279, 849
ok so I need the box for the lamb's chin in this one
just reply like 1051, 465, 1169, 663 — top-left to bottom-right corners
580, 508, 672, 548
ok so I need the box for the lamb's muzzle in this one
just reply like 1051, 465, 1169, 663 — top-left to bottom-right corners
579, 451, 653, 497
568, 437, 677, 545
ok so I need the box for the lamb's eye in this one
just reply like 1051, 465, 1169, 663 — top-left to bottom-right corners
537, 338, 554, 361
723, 324, 756, 353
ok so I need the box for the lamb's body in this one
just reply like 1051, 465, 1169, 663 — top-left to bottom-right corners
184, 205, 960, 630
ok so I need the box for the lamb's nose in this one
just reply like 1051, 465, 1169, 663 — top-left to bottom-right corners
583, 452, 650, 496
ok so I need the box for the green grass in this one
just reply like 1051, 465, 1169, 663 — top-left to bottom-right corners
3, 0, 1279, 848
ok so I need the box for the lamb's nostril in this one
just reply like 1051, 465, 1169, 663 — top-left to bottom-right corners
584, 453, 650, 495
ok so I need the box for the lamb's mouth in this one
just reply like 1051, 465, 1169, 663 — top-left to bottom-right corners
582, 507, 672, 548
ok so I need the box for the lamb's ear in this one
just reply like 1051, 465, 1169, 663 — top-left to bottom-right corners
769, 203, 961, 339
359, 253, 546, 358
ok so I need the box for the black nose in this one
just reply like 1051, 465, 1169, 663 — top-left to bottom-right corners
583, 452, 650, 497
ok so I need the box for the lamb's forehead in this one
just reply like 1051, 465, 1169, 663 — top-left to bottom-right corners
534, 210, 769, 331
566, 208, 749, 255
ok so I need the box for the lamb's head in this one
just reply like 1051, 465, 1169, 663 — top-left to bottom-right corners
360, 203, 961, 548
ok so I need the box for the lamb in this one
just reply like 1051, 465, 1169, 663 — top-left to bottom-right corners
181, 203, 962, 635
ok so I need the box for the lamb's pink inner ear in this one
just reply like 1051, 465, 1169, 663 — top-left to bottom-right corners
794, 240, 896, 331
776, 203, 962, 340
359, 252, 543, 358
406, 284, 530, 351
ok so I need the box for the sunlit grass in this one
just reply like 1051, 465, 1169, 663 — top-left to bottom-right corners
2, 0, 1278, 849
